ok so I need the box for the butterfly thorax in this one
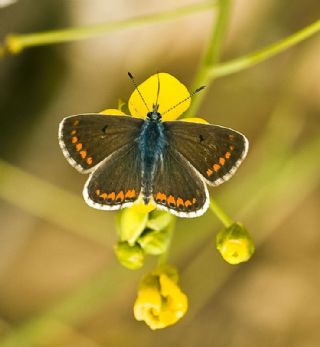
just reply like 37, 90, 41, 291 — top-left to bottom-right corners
138, 109, 167, 203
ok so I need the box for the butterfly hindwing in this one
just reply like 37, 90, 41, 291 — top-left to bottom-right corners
58, 114, 143, 173
152, 148, 209, 217
83, 143, 141, 210
164, 121, 248, 186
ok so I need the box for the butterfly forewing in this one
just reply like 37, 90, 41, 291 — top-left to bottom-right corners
59, 114, 143, 173
164, 121, 248, 186
83, 143, 141, 210
152, 148, 209, 217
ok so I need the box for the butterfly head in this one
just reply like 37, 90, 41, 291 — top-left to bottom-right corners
147, 104, 162, 121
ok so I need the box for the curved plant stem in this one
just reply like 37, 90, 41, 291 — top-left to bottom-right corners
182, 0, 234, 222
212, 19, 320, 78
185, 0, 232, 116
0, 159, 112, 245
0, 266, 137, 347
1, 0, 217, 54
210, 198, 233, 227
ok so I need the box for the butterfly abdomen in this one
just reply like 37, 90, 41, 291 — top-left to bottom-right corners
138, 118, 167, 202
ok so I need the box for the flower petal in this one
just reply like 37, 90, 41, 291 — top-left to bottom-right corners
99, 108, 126, 115
178, 117, 209, 124
159, 274, 188, 324
133, 287, 162, 320
131, 195, 157, 213
128, 73, 191, 121
133, 268, 188, 329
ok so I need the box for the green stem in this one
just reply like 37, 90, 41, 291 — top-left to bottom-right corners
0, 266, 137, 347
1, 0, 217, 54
185, 0, 232, 116
185, 0, 235, 225
158, 217, 176, 267
209, 198, 234, 227
0, 159, 112, 245
212, 19, 320, 78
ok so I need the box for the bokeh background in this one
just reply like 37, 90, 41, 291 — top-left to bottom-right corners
0, 0, 319, 346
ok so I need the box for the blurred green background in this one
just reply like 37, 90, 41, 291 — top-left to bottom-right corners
0, 0, 319, 346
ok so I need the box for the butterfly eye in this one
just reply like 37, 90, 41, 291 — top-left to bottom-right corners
199, 134, 204, 143
101, 124, 108, 133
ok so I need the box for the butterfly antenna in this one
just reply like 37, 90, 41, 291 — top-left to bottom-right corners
162, 85, 206, 116
155, 72, 160, 108
128, 72, 150, 112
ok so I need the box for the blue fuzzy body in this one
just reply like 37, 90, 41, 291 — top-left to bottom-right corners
138, 117, 167, 202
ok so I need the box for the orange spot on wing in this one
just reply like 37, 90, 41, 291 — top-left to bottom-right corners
125, 189, 136, 199
177, 197, 184, 207
75, 143, 82, 151
95, 189, 100, 196
167, 195, 176, 206
225, 152, 231, 159
116, 191, 124, 202
229, 145, 235, 151
73, 120, 79, 126
79, 150, 87, 159
70, 130, 76, 135
100, 193, 108, 200
192, 198, 197, 204
155, 192, 166, 202
71, 136, 78, 144
86, 157, 93, 165
185, 200, 192, 208
206, 168, 213, 177
213, 164, 220, 172
219, 157, 226, 166
107, 192, 116, 200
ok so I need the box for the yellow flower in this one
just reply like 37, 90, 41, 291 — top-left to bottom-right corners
100, 73, 209, 213
133, 266, 188, 330
216, 223, 255, 265
128, 73, 190, 121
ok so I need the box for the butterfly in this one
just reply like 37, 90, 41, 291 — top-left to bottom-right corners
58, 73, 248, 218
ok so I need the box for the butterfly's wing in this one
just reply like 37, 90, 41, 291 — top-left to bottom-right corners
83, 143, 142, 210
163, 121, 249, 186
58, 113, 143, 173
152, 148, 209, 217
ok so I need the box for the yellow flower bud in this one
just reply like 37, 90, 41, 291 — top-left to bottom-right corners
114, 241, 144, 270
133, 266, 188, 330
216, 223, 255, 265
5, 35, 23, 54
118, 208, 148, 245
146, 210, 173, 231
138, 228, 170, 255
